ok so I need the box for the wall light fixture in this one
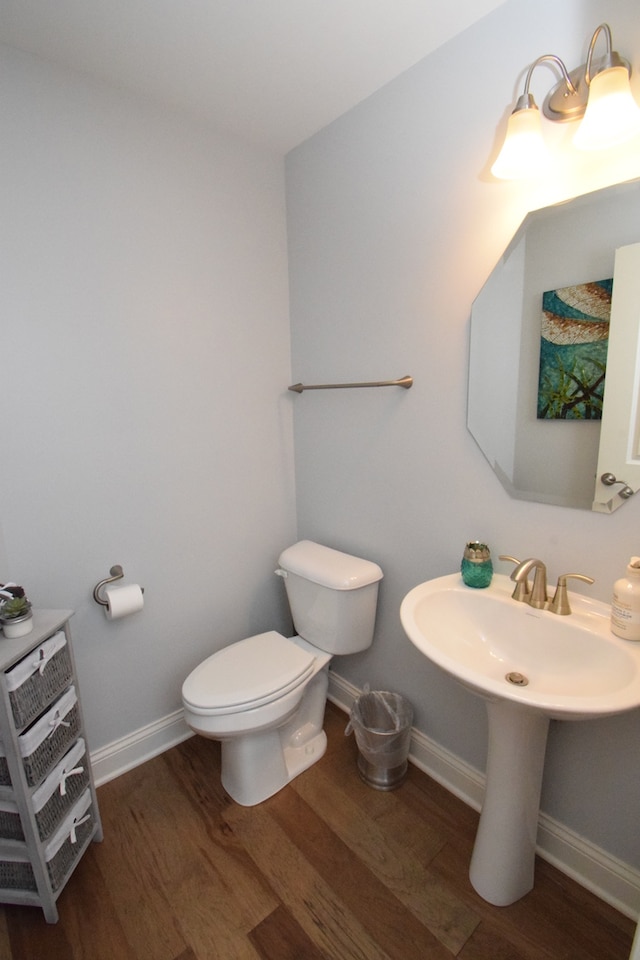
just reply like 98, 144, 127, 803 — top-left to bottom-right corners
491, 23, 640, 179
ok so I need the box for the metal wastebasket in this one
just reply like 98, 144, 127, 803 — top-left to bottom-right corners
346, 690, 413, 790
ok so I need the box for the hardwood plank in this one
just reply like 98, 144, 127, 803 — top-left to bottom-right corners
157, 746, 281, 931
427, 830, 634, 960
258, 785, 459, 959
4, 904, 77, 960
0, 910, 11, 960
95, 748, 275, 960
224, 799, 397, 960
391, 766, 480, 851
55, 852, 138, 960
160, 863, 262, 960
529, 860, 636, 960
161, 733, 229, 813
249, 904, 327, 960
457, 920, 532, 960
88, 760, 193, 960
290, 756, 480, 954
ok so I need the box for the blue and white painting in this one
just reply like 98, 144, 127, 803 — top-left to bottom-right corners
537, 278, 613, 420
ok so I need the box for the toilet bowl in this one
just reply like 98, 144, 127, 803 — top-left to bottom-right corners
182, 540, 383, 806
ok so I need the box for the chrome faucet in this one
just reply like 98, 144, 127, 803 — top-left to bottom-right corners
510, 558, 548, 609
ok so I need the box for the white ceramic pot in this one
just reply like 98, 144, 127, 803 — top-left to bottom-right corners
1, 613, 33, 639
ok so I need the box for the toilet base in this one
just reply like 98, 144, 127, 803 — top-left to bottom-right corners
220, 666, 330, 806
284, 728, 327, 781
221, 727, 328, 806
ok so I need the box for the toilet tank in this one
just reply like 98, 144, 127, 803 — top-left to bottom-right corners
277, 540, 383, 654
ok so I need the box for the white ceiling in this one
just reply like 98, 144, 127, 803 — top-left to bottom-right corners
0, 0, 506, 154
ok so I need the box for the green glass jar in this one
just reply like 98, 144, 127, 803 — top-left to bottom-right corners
461, 541, 493, 588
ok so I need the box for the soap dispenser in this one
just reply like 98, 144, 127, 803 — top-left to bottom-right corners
611, 557, 640, 641
461, 542, 493, 588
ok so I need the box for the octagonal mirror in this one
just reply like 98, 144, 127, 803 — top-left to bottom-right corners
468, 178, 640, 512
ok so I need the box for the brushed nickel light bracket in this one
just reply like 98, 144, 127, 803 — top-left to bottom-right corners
543, 25, 630, 122
491, 23, 640, 179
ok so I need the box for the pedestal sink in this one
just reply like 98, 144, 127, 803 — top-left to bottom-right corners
400, 573, 640, 906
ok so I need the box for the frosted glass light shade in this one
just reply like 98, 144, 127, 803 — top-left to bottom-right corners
574, 66, 640, 150
491, 108, 549, 180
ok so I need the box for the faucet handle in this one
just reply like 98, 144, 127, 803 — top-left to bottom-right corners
499, 555, 530, 601
547, 573, 595, 616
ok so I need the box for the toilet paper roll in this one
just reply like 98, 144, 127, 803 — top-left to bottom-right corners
104, 583, 144, 620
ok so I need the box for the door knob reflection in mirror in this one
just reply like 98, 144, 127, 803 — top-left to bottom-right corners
601, 473, 634, 498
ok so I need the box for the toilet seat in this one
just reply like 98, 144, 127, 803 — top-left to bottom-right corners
182, 631, 316, 716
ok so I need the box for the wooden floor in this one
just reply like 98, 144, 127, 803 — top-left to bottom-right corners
0, 702, 635, 959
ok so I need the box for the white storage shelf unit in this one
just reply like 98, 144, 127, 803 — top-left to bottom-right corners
0, 610, 102, 923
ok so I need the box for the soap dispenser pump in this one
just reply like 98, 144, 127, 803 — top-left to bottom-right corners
611, 557, 640, 641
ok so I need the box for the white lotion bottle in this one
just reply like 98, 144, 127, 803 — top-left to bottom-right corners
611, 557, 640, 641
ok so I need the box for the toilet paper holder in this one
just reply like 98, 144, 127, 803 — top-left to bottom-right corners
93, 565, 144, 607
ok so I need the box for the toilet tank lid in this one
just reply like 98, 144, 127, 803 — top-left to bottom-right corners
278, 540, 383, 590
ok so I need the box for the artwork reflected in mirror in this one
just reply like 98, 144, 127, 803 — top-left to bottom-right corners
537, 279, 612, 421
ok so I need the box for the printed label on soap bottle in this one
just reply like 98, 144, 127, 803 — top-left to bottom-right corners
611, 601, 640, 636
611, 556, 640, 641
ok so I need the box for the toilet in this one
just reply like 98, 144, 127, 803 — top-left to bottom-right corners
181, 540, 383, 806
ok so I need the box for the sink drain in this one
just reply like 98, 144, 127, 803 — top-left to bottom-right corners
506, 671, 528, 686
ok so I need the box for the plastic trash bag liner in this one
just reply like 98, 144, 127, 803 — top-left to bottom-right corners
345, 688, 413, 767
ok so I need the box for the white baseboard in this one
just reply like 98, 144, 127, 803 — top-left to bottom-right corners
90, 708, 193, 787
328, 671, 640, 922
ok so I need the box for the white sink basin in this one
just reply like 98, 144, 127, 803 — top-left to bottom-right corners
400, 571, 640, 907
400, 572, 640, 720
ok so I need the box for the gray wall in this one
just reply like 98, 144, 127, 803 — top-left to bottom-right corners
286, 0, 640, 868
0, 44, 297, 750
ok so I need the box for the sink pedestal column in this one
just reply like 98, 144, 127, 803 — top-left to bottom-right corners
469, 700, 550, 906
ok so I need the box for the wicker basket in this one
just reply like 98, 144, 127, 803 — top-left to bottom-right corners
0, 853, 37, 892
32, 739, 89, 841
19, 687, 80, 787
6, 632, 72, 730
0, 791, 94, 893
0, 799, 23, 841
0, 744, 10, 788
45, 789, 94, 891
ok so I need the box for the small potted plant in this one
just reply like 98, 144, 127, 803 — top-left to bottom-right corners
0, 586, 33, 639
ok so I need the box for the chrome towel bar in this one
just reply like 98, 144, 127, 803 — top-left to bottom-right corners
288, 375, 413, 393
